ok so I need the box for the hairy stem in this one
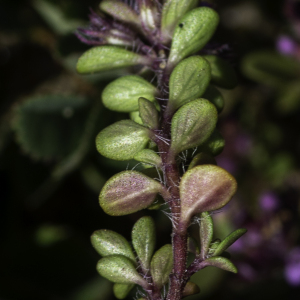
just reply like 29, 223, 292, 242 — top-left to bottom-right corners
154, 65, 189, 300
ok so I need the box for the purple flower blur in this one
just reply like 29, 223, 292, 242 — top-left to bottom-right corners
259, 191, 279, 212
276, 35, 297, 56
285, 247, 300, 286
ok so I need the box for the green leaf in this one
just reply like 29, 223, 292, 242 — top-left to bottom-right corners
180, 165, 237, 226
182, 281, 201, 298
168, 7, 219, 67
203, 55, 237, 89
130, 111, 143, 125
150, 244, 173, 289
13, 95, 89, 160
91, 230, 136, 262
113, 283, 135, 300
161, 0, 198, 43
276, 81, 300, 114
187, 236, 199, 254
188, 153, 216, 170
199, 212, 214, 260
199, 129, 225, 156
99, 171, 163, 216
202, 85, 224, 113
170, 99, 217, 155
213, 228, 247, 256
168, 56, 211, 111
134, 149, 162, 167
97, 255, 148, 286
138, 97, 160, 129
132, 216, 156, 271
203, 256, 237, 273
96, 120, 151, 161
102, 76, 158, 113
241, 51, 300, 88
77, 46, 151, 74
100, 0, 141, 27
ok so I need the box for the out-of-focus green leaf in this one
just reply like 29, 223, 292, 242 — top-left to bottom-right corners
113, 283, 135, 299
13, 95, 89, 160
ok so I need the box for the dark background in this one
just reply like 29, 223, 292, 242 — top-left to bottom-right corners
1, 0, 300, 299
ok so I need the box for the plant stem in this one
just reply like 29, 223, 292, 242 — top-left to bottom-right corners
153, 65, 189, 300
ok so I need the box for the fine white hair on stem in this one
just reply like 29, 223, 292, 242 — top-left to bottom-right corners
131, 162, 143, 170
155, 134, 170, 145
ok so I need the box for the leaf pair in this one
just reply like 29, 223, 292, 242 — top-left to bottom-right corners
196, 212, 247, 273
92, 217, 173, 298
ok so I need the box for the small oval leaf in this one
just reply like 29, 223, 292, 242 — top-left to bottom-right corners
99, 171, 163, 216
213, 228, 247, 256
102, 76, 158, 113
138, 97, 160, 129
91, 230, 136, 262
77, 46, 150, 74
182, 281, 201, 298
199, 212, 214, 260
170, 99, 218, 155
168, 7, 219, 66
132, 216, 156, 271
97, 255, 147, 286
168, 56, 211, 111
180, 165, 237, 226
96, 120, 150, 161
113, 283, 135, 300
161, 0, 198, 43
203, 256, 237, 273
202, 85, 224, 113
199, 129, 225, 156
150, 244, 173, 289
203, 55, 238, 89
134, 149, 162, 167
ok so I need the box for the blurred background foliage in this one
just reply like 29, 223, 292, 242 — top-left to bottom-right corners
1, 0, 300, 299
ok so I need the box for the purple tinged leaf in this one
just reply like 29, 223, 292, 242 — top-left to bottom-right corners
99, 171, 163, 216
180, 165, 237, 226
91, 230, 136, 262
203, 256, 238, 273
199, 212, 214, 260
97, 255, 148, 286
